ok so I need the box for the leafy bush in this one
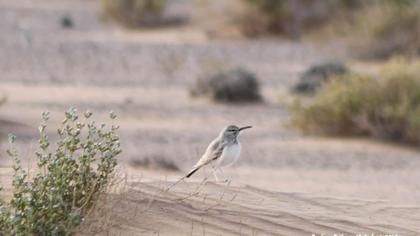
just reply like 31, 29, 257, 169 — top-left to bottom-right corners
101, 0, 167, 28
291, 59, 420, 143
0, 108, 122, 235
190, 68, 262, 103
293, 62, 349, 94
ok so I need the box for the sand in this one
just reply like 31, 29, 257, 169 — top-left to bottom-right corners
72, 167, 420, 235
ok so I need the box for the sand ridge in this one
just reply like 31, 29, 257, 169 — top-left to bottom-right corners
89, 179, 420, 236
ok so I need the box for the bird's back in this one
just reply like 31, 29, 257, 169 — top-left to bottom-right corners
194, 137, 225, 168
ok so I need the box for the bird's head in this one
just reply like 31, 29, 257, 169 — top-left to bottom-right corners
221, 125, 252, 140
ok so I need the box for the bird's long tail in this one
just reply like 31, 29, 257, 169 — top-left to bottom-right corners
165, 166, 202, 191
185, 166, 200, 178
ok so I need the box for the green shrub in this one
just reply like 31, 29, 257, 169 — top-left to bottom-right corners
101, 0, 167, 28
190, 68, 262, 103
0, 108, 122, 235
291, 59, 420, 143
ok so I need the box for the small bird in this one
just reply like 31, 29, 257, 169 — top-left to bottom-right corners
185, 125, 252, 181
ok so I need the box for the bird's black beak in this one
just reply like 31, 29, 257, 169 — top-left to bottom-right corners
239, 126, 252, 132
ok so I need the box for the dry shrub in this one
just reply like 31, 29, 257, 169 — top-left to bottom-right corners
190, 68, 262, 103
291, 58, 420, 143
101, 0, 167, 28
74, 170, 127, 235
240, 0, 361, 38
293, 62, 349, 94
60, 15, 74, 29
240, 0, 419, 58
349, 2, 420, 59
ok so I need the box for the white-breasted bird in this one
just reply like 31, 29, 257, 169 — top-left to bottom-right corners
185, 125, 252, 181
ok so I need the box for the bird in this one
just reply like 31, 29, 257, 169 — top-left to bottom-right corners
185, 125, 252, 181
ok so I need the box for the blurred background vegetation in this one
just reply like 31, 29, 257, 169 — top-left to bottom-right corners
99, 0, 420, 144
101, 0, 168, 27
101, 0, 419, 59
291, 59, 420, 144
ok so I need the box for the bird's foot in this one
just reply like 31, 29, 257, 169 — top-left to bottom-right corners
213, 179, 229, 183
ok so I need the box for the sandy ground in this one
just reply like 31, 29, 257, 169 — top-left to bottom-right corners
90, 178, 420, 236
0, 0, 420, 235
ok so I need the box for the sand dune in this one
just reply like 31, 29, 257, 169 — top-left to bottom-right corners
81, 179, 420, 236
2, 166, 420, 236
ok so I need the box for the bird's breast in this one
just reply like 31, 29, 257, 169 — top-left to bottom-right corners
219, 142, 241, 167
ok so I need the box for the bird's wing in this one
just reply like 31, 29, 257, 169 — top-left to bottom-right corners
194, 138, 226, 168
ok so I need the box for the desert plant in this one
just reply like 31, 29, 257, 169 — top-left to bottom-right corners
101, 0, 167, 28
240, 0, 420, 58
190, 68, 262, 103
241, 0, 362, 38
293, 62, 349, 94
291, 58, 420, 143
60, 15, 74, 29
352, 2, 420, 59
0, 108, 122, 235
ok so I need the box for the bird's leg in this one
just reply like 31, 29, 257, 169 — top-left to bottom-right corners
218, 168, 229, 183
212, 167, 219, 182
212, 167, 229, 183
